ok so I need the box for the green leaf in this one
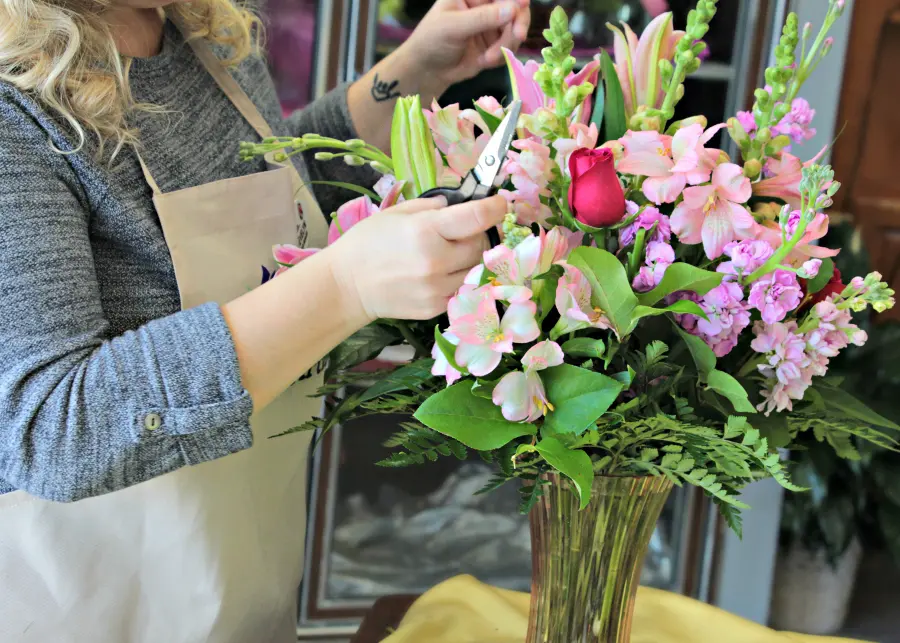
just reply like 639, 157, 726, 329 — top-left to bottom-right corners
612, 365, 636, 388
357, 359, 435, 403
327, 324, 399, 377
561, 337, 606, 359
675, 325, 716, 379
542, 364, 625, 435
534, 437, 594, 510
414, 382, 536, 450
806, 257, 835, 295
310, 180, 379, 201
754, 413, 793, 449
627, 300, 707, 335
599, 50, 627, 141
717, 502, 744, 539
589, 81, 605, 133
471, 378, 500, 400
707, 370, 756, 414
636, 264, 724, 307
724, 416, 749, 439
567, 246, 637, 337
815, 383, 900, 431
473, 103, 503, 133
433, 325, 465, 373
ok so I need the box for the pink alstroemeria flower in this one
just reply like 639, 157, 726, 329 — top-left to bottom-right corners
492, 340, 564, 422
481, 234, 541, 302
617, 124, 724, 204
755, 211, 839, 263
505, 139, 556, 203
536, 226, 584, 275
554, 264, 612, 335
553, 123, 600, 178
670, 163, 755, 259
752, 148, 827, 207
502, 48, 601, 130
431, 331, 462, 386
424, 100, 491, 177
608, 13, 685, 117
327, 180, 405, 245
448, 286, 540, 377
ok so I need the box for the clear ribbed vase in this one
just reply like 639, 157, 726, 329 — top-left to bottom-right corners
526, 474, 674, 643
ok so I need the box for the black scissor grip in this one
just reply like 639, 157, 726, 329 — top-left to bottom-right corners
420, 175, 501, 248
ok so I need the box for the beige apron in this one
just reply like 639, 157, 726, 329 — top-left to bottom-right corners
0, 23, 329, 643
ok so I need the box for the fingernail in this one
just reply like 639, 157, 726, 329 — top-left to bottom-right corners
430, 195, 448, 207
499, 2, 513, 21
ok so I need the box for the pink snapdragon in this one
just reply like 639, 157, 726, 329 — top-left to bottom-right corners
679, 282, 751, 357
506, 139, 556, 203
448, 285, 540, 377
553, 264, 612, 335
431, 332, 462, 385
751, 321, 812, 414
717, 240, 775, 279
553, 123, 600, 177
474, 96, 504, 119
670, 163, 755, 259
748, 270, 804, 324
498, 189, 553, 227
492, 341, 564, 422
617, 124, 723, 205
619, 203, 672, 247
633, 241, 675, 292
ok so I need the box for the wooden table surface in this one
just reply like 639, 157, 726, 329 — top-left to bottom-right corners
349, 595, 418, 643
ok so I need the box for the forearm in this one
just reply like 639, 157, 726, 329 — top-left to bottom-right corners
347, 49, 448, 152
222, 245, 371, 410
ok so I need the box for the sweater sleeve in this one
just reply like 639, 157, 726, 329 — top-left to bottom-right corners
0, 108, 254, 502
283, 83, 381, 215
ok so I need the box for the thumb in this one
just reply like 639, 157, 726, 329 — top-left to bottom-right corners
431, 195, 507, 241
383, 196, 447, 215
443, 1, 517, 39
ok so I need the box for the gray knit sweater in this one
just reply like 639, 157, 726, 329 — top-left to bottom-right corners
0, 20, 372, 501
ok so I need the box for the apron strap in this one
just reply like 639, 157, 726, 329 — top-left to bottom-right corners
134, 148, 163, 195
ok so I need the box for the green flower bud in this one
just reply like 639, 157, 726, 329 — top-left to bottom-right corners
391, 95, 438, 197
345, 139, 366, 149
369, 161, 392, 174
343, 154, 366, 166
314, 152, 336, 161
274, 152, 288, 163
743, 159, 762, 179
756, 127, 772, 144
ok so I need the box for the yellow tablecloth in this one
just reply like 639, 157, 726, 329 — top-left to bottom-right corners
384, 575, 869, 643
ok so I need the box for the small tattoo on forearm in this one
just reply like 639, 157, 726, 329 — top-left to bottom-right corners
371, 73, 400, 102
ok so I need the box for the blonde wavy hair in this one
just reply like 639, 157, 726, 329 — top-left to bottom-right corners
0, 0, 260, 157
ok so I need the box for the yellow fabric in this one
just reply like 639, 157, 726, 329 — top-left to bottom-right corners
384, 575, 869, 643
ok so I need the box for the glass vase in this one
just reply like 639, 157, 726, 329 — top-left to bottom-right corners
526, 474, 674, 643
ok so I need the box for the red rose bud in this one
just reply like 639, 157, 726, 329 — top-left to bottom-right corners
568, 148, 626, 227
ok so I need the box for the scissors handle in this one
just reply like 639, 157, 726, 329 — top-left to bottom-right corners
420, 174, 501, 247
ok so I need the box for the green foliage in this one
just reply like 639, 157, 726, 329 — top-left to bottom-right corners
567, 246, 637, 338
413, 381, 537, 450
561, 337, 606, 359
541, 364, 624, 435
325, 323, 400, 379
532, 437, 594, 509
636, 264, 724, 307
806, 257, 835, 295
599, 50, 627, 141
377, 422, 468, 467
706, 370, 756, 414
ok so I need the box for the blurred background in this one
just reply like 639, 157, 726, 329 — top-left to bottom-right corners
258, 0, 900, 640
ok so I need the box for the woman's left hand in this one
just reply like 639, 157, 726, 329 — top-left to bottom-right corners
400, 0, 531, 92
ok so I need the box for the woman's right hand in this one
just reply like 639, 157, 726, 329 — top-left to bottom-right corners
327, 194, 508, 322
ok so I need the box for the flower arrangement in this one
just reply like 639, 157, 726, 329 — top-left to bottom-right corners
242, 0, 897, 535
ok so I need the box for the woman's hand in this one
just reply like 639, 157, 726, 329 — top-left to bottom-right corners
401, 0, 532, 91
327, 195, 507, 322
347, 0, 530, 151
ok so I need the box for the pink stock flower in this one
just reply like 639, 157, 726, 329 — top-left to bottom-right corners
492, 341, 564, 422
554, 264, 612, 335
474, 96, 504, 119
756, 210, 839, 263
619, 202, 672, 247
717, 240, 775, 278
608, 13, 686, 116
812, 298, 868, 351
617, 125, 724, 204
632, 241, 675, 292
506, 139, 555, 203
799, 259, 823, 279
748, 270, 803, 324
431, 332, 462, 386
736, 110, 757, 135
553, 123, 600, 177
670, 163, 755, 259
680, 282, 751, 357
751, 320, 811, 414
737, 96, 816, 147
481, 234, 541, 302
424, 100, 491, 176
448, 286, 540, 377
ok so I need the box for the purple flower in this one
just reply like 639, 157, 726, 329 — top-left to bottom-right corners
748, 270, 803, 324
632, 241, 675, 292
717, 240, 775, 278
619, 203, 671, 248
678, 283, 751, 357
772, 98, 817, 146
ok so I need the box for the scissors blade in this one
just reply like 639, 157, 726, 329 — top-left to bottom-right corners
471, 100, 522, 189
